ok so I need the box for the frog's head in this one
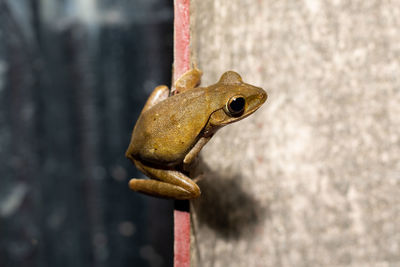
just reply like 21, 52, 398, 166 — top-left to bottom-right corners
206, 71, 267, 132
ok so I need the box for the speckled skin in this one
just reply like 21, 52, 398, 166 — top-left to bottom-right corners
126, 69, 267, 199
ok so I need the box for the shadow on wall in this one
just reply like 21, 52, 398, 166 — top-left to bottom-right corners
191, 159, 270, 240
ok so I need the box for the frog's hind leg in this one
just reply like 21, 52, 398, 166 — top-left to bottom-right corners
141, 85, 169, 114
129, 160, 201, 200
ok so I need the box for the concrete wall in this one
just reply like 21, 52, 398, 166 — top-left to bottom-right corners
190, 1, 400, 266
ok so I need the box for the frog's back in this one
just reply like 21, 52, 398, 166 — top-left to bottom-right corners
127, 88, 212, 166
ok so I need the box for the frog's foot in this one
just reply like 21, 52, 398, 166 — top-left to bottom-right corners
173, 68, 202, 94
130, 160, 201, 200
129, 178, 199, 200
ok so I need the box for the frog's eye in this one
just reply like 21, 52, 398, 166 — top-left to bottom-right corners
227, 96, 245, 116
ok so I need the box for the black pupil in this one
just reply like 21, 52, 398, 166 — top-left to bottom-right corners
229, 97, 245, 113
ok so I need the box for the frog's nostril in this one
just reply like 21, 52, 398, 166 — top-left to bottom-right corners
259, 89, 267, 102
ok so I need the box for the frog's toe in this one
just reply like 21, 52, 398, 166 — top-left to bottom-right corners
129, 178, 200, 200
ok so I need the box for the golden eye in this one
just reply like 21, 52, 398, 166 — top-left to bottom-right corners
227, 96, 245, 116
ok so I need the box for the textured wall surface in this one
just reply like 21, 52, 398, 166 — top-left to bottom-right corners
190, 0, 400, 266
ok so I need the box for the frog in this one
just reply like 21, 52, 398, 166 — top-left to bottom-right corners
125, 68, 267, 200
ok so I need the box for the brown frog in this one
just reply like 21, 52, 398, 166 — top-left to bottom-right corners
126, 69, 267, 199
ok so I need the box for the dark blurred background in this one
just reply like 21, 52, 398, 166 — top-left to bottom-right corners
0, 0, 174, 266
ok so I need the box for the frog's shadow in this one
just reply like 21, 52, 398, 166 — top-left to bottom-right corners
191, 160, 269, 240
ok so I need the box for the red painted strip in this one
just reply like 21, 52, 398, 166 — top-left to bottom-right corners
173, 0, 191, 267
174, 0, 191, 81
174, 209, 191, 267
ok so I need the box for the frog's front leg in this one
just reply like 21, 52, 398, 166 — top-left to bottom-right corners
173, 68, 202, 94
183, 136, 211, 165
129, 160, 201, 200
